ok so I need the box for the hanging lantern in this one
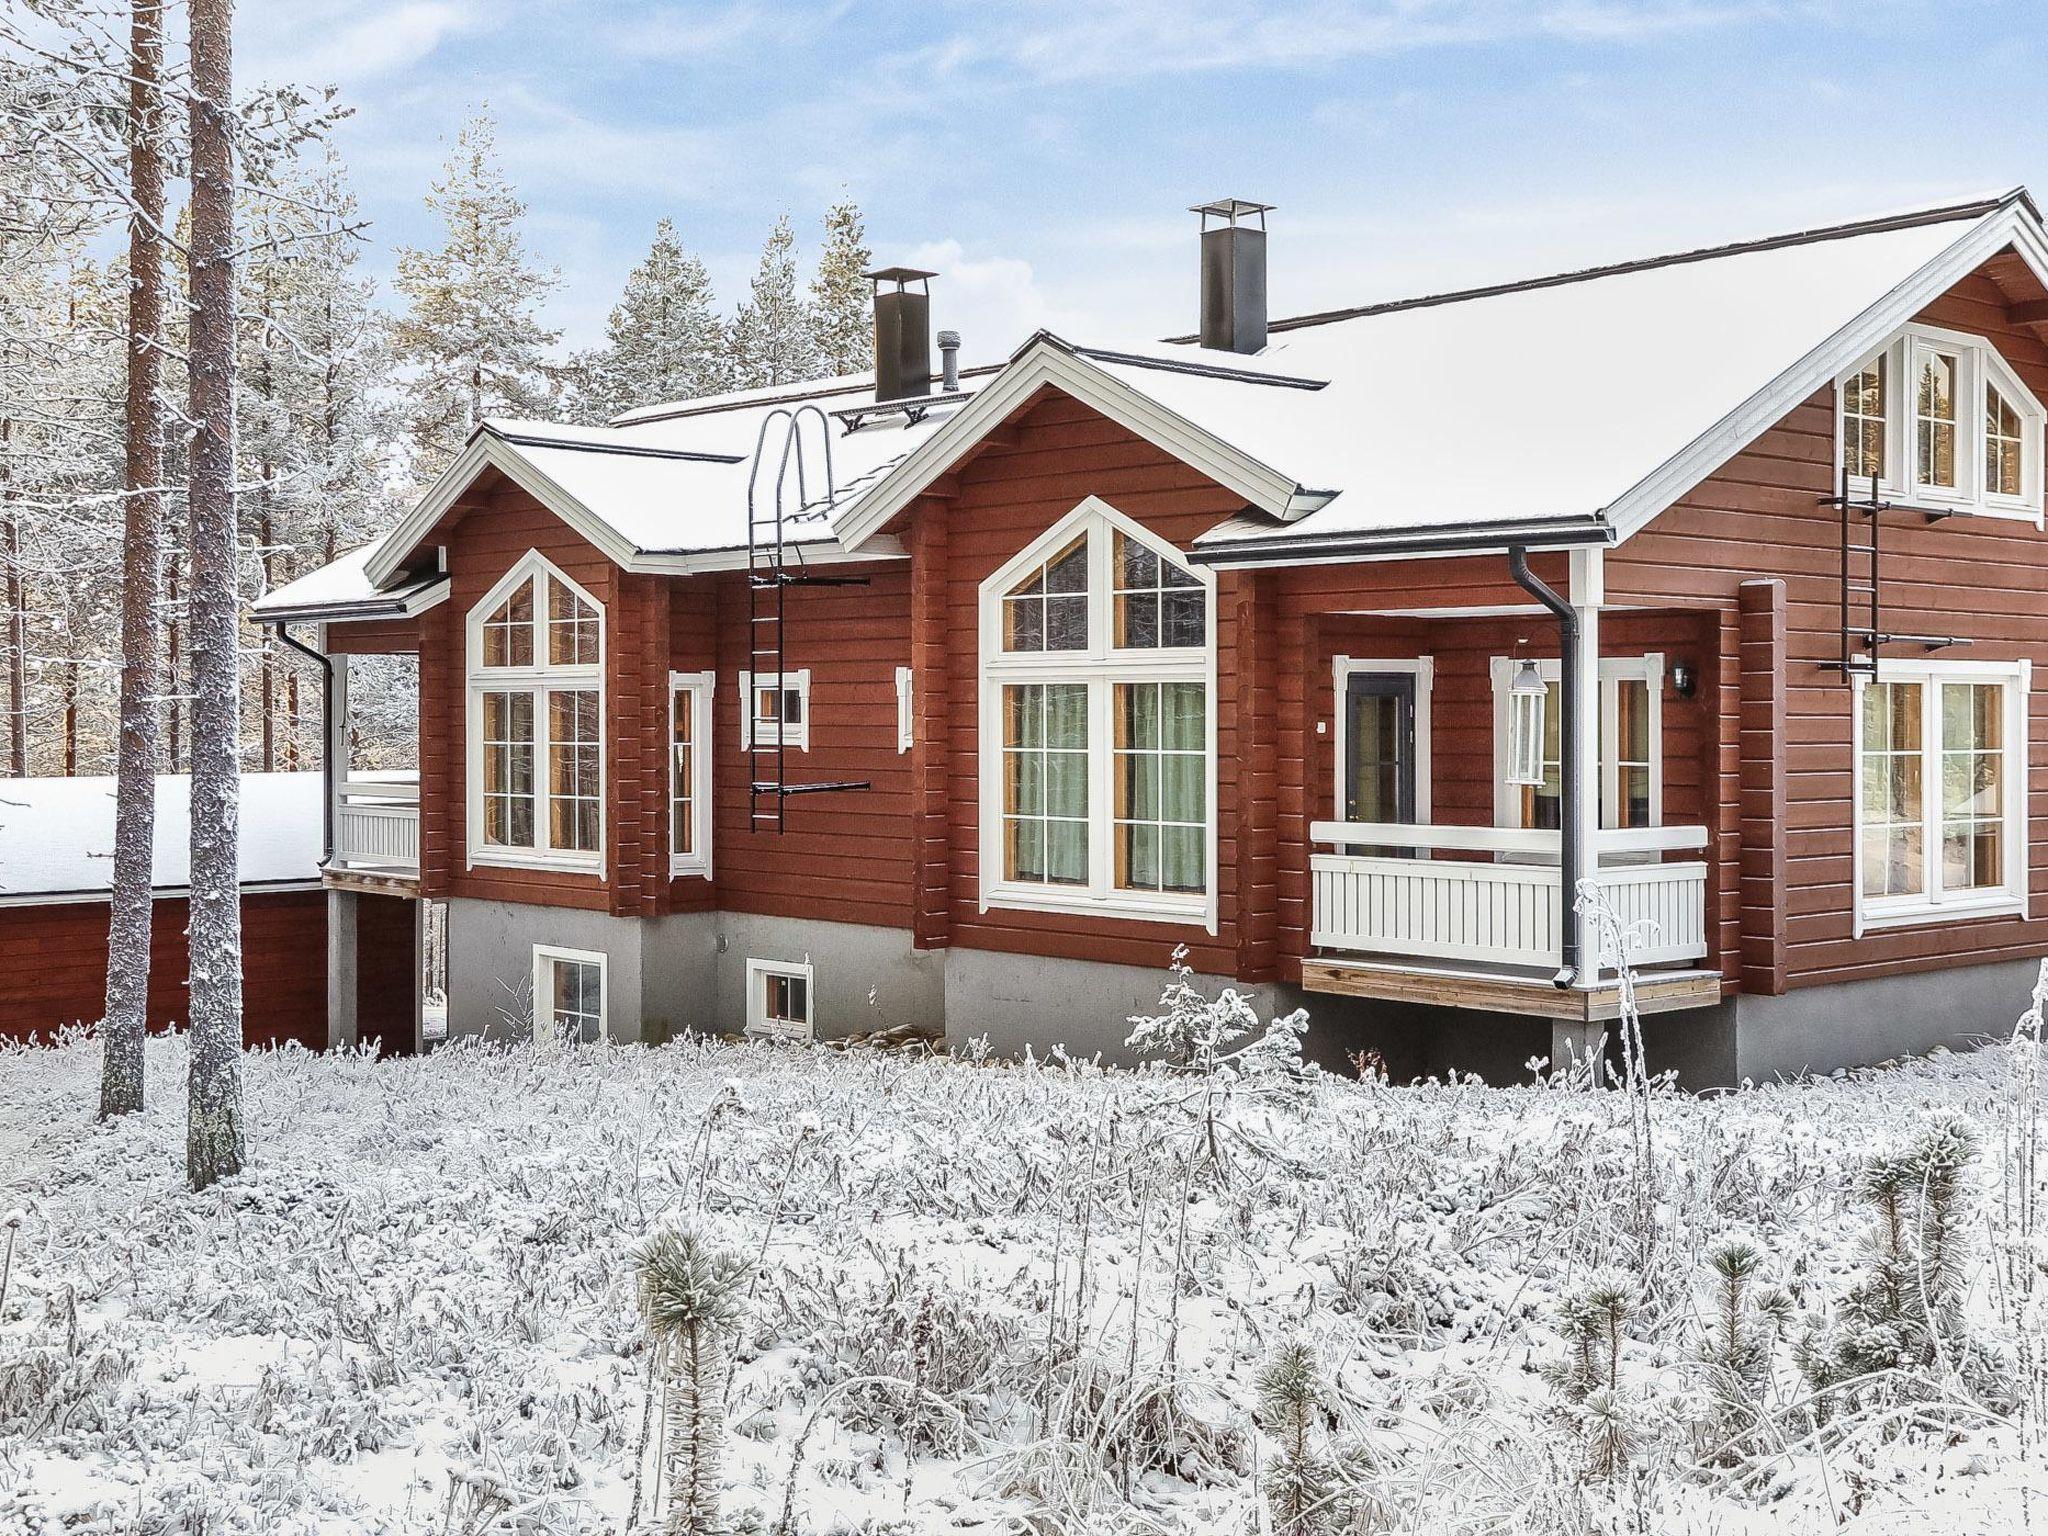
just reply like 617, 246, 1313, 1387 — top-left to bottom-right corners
1506, 660, 1548, 787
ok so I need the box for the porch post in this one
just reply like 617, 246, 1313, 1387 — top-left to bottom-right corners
1566, 548, 1603, 980
324, 639, 359, 1051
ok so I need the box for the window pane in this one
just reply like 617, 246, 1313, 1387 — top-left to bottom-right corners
1917, 351, 1958, 488
1003, 683, 1088, 887
1005, 597, 1044, 652
1117, 592, 1160, 648
1045, 537, 1087, 594
1046, 594, 1088, 651
672, 692, 694, 858
548, 689, 601, 852
549, 958, 602, 1045
482, 690, 536, 848
1046, 819, 1088, 884
1160, 825, 1205, 893
1046, 684, 1088, 748
1113, 530, 1206, 649
1045, 750, 1086, 818
1942, 682, 2000, 752
1115, 533, 1160, 590
1842, 358, 1887, 481
1161, 590, 1206, 648
1112, 681, 1206, 895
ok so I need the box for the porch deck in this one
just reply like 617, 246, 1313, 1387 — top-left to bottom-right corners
1306, 820, 1721, 1016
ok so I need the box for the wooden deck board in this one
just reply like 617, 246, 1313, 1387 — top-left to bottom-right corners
1299, 957, 1723, 1020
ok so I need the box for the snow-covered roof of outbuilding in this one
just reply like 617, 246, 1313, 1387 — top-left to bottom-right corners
268, 187, 2048, 618
0, 773, 325, 904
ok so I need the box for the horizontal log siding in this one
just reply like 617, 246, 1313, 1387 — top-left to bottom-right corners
1607, 260, 2048, 990
324, 616, 421, 655
0, 889, 326, 1048
690, 562, 917, 926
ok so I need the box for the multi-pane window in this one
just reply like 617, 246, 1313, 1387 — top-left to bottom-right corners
1987, 384, 2025, 498
1113, 681, 1206, 893
468, 554, 603, 866
1113, 531, 1206, 649
534, 947, 606, 1045
1915, 346, 1960, 490
1856, 665, 2026, 927
1841, 356, 1887, 482
1002, 535, 1088, 653
1002, 682, 1088, 885
1493, 658, 1662, 835
481, 691, 536, 847
981, 498, 1214, 920
669, 672, 711, 876
738, 669, 810, 750
1838, 326, 2043, 516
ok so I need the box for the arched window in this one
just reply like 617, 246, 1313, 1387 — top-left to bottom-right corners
977, 496, 1217, 927
466, 551, 604, 869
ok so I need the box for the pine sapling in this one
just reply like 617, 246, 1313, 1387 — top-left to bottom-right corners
633, 1228, 749, 1536
1257, 1338, 1334, 1536
1696, 1237, 1791, 1461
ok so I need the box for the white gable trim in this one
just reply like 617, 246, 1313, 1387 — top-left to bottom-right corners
832, 335, 1303, 552
1606, 198, 2048, 542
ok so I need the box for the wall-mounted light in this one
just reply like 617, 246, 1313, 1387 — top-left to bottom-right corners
1506, 658, 1548, 787
1672, 661, 1696, 699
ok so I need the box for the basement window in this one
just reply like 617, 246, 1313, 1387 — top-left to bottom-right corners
533, 945, 607, 1045
1835, 323, 2045, 521
746, 958, 814, 1042
738, 669, 810, 751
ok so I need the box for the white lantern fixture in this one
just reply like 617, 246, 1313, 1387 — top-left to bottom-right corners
1506, 659, 1548, 788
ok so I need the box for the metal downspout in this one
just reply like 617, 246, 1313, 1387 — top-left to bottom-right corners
273, 623, 335, 867
1507, 547, 1581, 989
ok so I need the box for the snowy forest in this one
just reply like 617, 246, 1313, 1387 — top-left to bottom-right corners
1, 9, 876, 779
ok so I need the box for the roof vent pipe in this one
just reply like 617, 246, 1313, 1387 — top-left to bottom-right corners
1191, 198, 1273, 355
937, 330, 961, 392
865, 266, 937, 403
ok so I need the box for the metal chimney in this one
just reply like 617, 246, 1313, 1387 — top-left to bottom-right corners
937, 329, 961, 392
1190, 198, 1273, 354
866, 266, 937, 402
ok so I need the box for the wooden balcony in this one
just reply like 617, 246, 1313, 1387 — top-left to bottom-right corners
329, 774, 419, 892
1304, 821, 1719, 1019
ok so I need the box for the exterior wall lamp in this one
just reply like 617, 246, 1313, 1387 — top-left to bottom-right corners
1506, 658, 1548, 787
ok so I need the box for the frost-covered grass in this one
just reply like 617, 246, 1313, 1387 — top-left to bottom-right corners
1, 1003, 2046, 1534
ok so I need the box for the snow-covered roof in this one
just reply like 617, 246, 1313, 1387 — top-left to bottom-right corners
268, 188, 2048, 616
252, 543, 448, 623
0, 773, 325, 903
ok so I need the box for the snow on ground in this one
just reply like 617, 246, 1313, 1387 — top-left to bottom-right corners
0, 1000, 2045, 1534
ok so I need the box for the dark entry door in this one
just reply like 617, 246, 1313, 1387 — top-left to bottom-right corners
1343, 673, 1418, 842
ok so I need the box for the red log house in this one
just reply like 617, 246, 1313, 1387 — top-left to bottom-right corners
257, 191, 2048, 1082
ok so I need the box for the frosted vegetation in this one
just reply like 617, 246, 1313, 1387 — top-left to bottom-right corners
2, 971, 2045, 1533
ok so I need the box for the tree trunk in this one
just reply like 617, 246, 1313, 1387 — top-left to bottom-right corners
62, 656, 77, 775
166, 550, 182, 770
185, 0, 244, 1190
101, 0, 168, 1120
258, 472, 273, 771
1, 422, 24, 777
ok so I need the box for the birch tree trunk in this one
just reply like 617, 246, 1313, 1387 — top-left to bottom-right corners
185, 0, 244, 1189
101, 0, 168, 1121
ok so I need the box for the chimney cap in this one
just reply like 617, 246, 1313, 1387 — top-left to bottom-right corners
1191, 198, 1275, 226
865, 266, 939, 289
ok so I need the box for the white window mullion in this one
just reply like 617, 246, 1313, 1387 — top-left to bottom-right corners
1921, 680, 1941, 903
1088, 676, 1111, 899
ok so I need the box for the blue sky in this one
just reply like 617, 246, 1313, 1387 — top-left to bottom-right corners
240, 0, 2048, 363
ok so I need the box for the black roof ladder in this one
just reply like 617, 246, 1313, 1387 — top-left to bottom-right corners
1821, 462, 1970, 678
744, 404, 872, 833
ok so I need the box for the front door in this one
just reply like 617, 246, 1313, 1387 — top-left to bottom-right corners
1343, 672, 1418, 847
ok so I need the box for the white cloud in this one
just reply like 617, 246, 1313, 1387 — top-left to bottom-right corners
890, 238, 1106, 363
242, 0, 479, 88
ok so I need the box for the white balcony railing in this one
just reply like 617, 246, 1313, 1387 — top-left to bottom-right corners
334, 773, 419, 877
1307, 821, 1709, 974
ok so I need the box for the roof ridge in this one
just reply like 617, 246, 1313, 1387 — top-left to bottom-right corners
1161, 189, 2025, 342
609, 363, 1011, 428
486, 425, 744, 464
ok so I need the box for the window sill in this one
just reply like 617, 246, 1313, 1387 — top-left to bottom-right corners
471, 847, 604, 877
1869, 485, 2043, 525
1857, 895, 2026, 934
984, 882, 1214, 928
670, 860, 711, 880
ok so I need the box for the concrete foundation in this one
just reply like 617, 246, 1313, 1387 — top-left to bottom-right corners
437, 897, 2040, 1082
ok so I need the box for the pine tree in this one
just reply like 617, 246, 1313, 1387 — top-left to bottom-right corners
571, 218, 724, 423
1258, 1338, 1335, 1536
102, 0, 169, 1120
727, 214, 817, 390
808, 196, 871, 378
184, 0, 245, 1192
390, 110, 559, 482
632, 1228, 748, 1535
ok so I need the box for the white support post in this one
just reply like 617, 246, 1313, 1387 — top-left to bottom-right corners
1567, 548, 1603, 980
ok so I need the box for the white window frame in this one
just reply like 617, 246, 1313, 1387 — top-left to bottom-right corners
668, 669, 714, 878
895, 665, 914, 753
1833, 322, 2046, 525
465, 550, 605, 874
1488, 653, 1665, 833
976, 495, 1219, 931
1330, 656, 1434, 822
737, 668, 810, 751
1851, 657, 2031, 936
745, 956, 815, 1042
532, 944, 608, 1044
